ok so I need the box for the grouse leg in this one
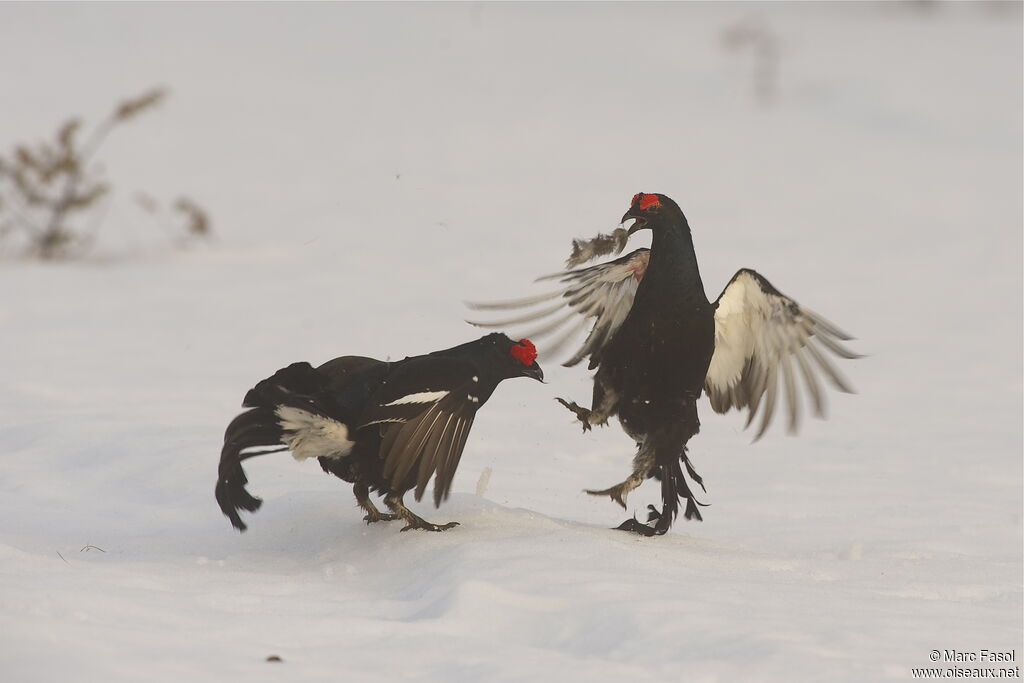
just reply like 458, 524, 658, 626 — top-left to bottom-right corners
555, 398, 601, 432
618, 413, 705, 536
384, 493, 459, 532
556, 379, 617, 432
354, 483, 399, 524
585, 446, 654, 509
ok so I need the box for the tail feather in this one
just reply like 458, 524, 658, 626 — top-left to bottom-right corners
217, 359, 373, 531
658, 456, 706, 524
216, 360, 356, 532
243, 362, 328, 410
217, 362, 336, 532
216, 408, 283, 531
651, 407, 706, 527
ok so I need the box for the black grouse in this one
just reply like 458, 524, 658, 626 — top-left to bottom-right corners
469, 193, 858, 536
216, 333, 543, 532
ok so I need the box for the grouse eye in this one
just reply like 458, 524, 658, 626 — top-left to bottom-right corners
509, 338, 537, 366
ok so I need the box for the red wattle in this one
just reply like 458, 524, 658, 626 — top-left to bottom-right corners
510, 339, 537, 366
633, 192, 660, 210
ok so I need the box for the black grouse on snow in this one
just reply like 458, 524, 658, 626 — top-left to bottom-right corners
469, 192, 859, 536
216, 333, 543, 532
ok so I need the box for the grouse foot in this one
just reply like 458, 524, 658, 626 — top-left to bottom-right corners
615, 507, 671, 537
354, 483, 400, 524
585, 483, 632, 509
584, 470, 645, 509
615, 518, 659, 536
384, 494, 460, 532
362, 510, 400, 524
400, 518, 460, 533
555, 398, 604, 432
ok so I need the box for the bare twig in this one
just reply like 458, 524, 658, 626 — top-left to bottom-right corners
0, 85, 210, 259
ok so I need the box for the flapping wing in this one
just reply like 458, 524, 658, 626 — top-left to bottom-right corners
705, 269, 860, 440
467, 248, 650, 368
359, 358, 480, 507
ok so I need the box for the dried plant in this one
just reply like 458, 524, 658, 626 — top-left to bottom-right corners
135, 192, 213, 247
722, 17, 780, 106
174, 197, 211, 240
0, 87, 211, 259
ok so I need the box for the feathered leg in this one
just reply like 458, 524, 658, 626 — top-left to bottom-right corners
617, 401, 706, 536
584, 441, 654, 508
354, 483, 399, 524
556, 374, 618, 432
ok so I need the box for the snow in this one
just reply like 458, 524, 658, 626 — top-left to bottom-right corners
1, 3, 1021, 681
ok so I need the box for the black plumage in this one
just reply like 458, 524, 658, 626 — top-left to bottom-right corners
216, 333, 543, 532
469, 193, 859, 536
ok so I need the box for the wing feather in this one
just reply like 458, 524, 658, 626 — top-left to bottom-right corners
467, 290, 565, 311
414, 411, 452, 501
368, 383, 481, 507
424, 413, 459, 503
755, 361, 779, 440
793, 346, 825, 418
465, 301, 570, 328
381, 402, 442, 484
779, 350, 799, 434
432, 414, 474, 506
359, 357, 484, 505
467, 249, 649, 367
705, 269, 860, 439
804, 339, 856, 393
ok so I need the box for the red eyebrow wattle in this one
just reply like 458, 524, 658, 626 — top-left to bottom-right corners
633, 193, 660, 210
510, 339, 537, 366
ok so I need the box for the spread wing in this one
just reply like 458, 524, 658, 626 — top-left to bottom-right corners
467, 248, 649, 368
705, 269, 860, 440
358, 358, 481, 506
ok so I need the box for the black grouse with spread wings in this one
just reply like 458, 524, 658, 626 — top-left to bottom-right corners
216, 333, 543, 532
469, 193, 858, 536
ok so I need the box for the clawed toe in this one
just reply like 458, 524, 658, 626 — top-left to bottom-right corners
400, 520, 460, 533
615, 504, 670, 536
384, 494, 459, 533
363, 512, 400, 524
615, 517, 667, 537
584, 484, 629, 509
555, 398, 594, 432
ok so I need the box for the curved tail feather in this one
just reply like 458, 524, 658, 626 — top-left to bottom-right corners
216, 362, 337, 532
657, 455, 706, 524
216, 408, 286, 531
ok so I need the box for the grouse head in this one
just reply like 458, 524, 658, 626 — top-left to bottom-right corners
622, 192, 685, 234
481, 333, 544, 382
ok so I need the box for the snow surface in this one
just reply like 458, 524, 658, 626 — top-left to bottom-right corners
1, 3, 1021, 682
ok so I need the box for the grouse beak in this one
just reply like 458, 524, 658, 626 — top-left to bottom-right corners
622, 213, 647, 235
524, 361, 545, 383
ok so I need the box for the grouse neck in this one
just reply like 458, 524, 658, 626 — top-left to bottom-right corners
646, 219, 708, 300
428, 336, 508, 385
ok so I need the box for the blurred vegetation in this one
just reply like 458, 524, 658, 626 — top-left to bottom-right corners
0, 87, 211, 259
722, 17, 779, 106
